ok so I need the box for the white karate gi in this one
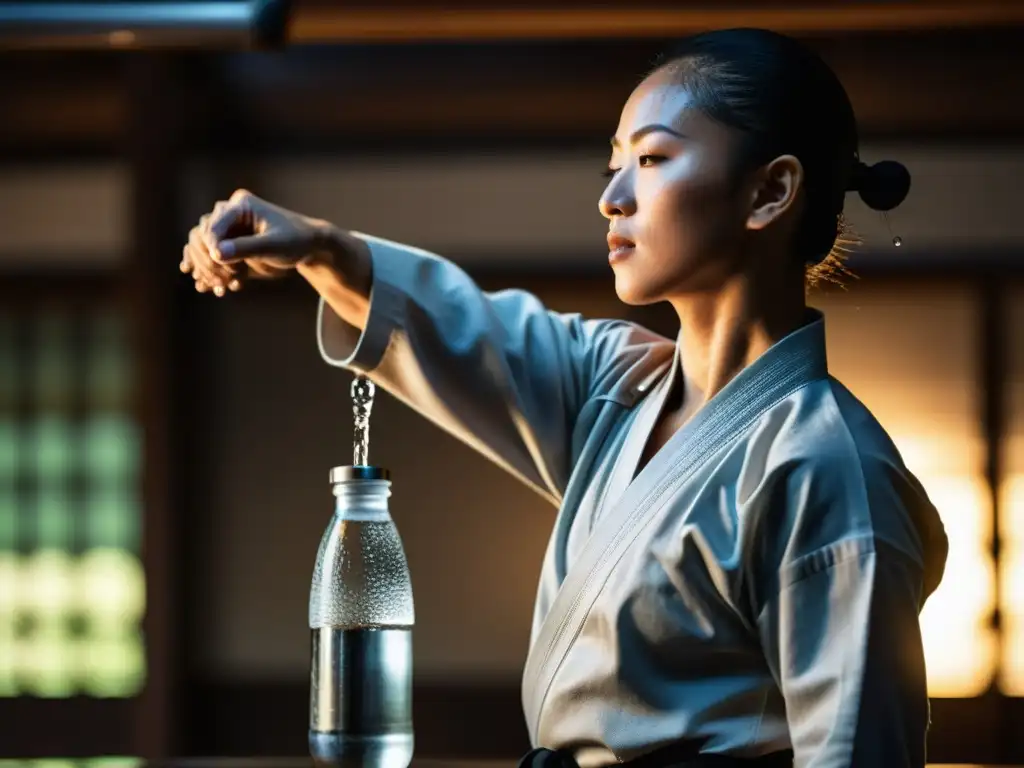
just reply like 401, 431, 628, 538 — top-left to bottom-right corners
318, 235, 949, 768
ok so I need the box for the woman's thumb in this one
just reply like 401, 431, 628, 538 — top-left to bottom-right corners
216, 233, 283, 262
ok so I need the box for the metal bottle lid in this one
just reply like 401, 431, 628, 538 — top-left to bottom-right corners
329, 465, 391, 483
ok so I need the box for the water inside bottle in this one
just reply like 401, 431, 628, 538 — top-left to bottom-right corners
310, 726, 414, 768
309, 518, 414, 629
310, 626, 414, 768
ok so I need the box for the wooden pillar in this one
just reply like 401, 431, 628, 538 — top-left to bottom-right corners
125, 53, 185, 759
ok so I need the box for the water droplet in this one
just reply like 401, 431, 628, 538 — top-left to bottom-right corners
892, 236, 903, 247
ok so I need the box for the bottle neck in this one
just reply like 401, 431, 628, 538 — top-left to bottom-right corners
332, 479, 392, 522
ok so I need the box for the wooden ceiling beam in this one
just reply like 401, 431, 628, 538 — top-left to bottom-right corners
287, 2, 1024, 43
0, 26, 1023, 155
207, 30, 1024, 144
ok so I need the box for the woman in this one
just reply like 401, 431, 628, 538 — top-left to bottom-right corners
182, 28, 948, 768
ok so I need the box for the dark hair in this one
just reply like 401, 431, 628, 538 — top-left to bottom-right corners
651, 28, 911, 286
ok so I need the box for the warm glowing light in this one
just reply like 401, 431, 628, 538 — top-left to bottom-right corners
0, 309, 144, 698
77, 548, 146, 625
892, 436, 996, 698
0, 618, 15, 697
19, 618, 77, 698
997, 475, 1024, 695
21, 550, 74, 617
0, 551, 17, 615
80, 630, 146, 698
0, 551, 146, 696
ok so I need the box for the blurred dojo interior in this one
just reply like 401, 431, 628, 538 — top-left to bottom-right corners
1, 0, 1024, 764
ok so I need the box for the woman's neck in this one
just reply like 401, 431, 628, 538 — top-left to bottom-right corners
667, 269, 808, 408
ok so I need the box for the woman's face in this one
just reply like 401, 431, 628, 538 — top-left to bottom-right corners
600, 71, 755, 305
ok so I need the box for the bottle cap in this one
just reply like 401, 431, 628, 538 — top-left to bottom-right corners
329, 465, 391, 483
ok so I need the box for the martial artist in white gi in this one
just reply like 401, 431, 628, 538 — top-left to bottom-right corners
182, 27, 947, 768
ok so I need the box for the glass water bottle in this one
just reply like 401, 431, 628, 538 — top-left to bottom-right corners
308, 465, 415, 768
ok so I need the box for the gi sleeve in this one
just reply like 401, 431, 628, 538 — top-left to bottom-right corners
317, 233, 666, 505
753, 455, 946, 768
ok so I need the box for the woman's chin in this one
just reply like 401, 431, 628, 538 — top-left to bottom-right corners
612, 273, 660, 306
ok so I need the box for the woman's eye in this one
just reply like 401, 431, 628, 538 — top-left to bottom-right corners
638, 154, 666, 167
602, 154, 665, 176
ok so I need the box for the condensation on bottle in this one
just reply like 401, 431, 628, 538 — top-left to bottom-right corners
308, 466, 415, 768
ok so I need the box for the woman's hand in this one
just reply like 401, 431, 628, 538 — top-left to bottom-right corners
180, 189, 338, 296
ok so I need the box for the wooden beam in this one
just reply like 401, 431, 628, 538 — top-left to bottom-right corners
208, 30, 1024, 144
0, 54, 124, 150
287, 2, 1024, 43
1, 28, 1024, 155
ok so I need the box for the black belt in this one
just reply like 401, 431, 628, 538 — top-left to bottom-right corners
518, 744, 793, 768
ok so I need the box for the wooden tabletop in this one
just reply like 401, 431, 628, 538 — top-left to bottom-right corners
4, 761, 1008, 768
44, 761, 1009, 768
75, 762, 513, 768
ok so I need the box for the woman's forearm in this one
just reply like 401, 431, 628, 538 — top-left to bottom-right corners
297, 225, 374, 332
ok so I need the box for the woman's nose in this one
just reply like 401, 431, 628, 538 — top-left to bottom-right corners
598, 176, 636, 219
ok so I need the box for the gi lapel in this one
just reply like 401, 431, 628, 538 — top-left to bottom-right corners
521, 312, 830, 742
588, 347, 679, 534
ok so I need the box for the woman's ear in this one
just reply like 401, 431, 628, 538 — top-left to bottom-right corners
746, 154, 804, 232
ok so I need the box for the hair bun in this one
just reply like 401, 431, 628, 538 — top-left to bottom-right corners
850, 159, 911, 212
